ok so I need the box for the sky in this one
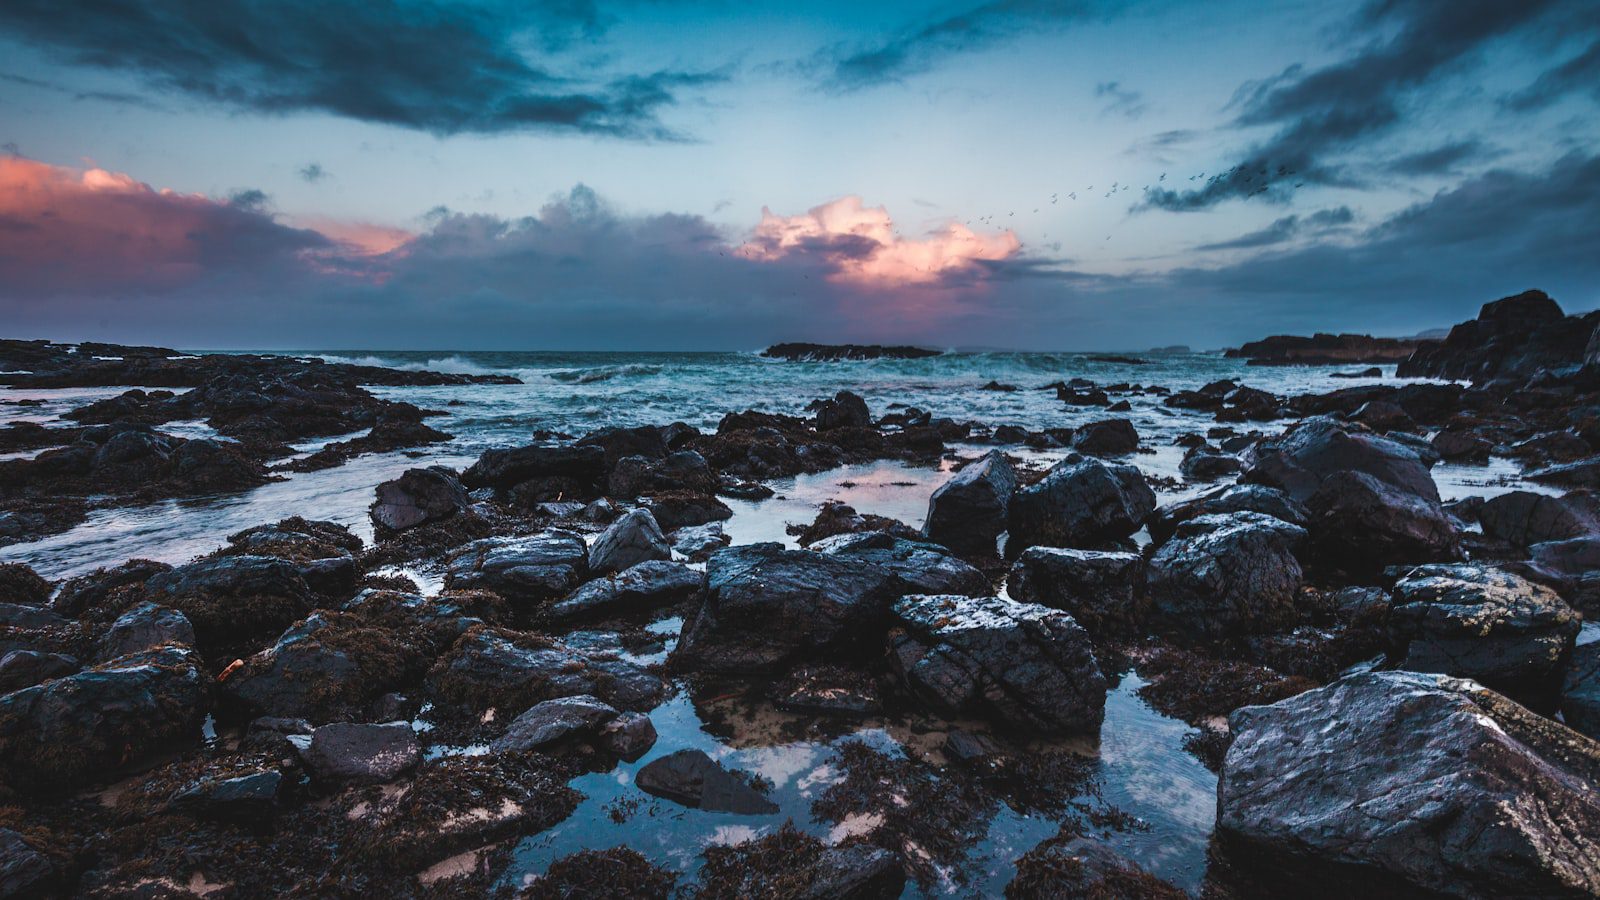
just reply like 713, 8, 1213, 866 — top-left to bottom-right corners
1, 0, 1598, 351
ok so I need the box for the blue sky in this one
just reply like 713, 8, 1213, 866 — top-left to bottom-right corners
1, 0, 1597, 349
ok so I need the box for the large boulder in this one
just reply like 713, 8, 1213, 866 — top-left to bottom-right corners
488, 694, 621, 753
816, 531, 991, 597
96, 602, 194, 661
546, 560, 704, 623
0, 647, 208, 792
1146, 512, 1306, 642
427, 626, 663, 718
369, 466, 473, 534
143, 556, 315, 661
1006, 457, 1155, 553
1008, 547, 1145, 639
444, 530, 589, 604
1397, 289, 1595, 383
921, 450, 1016, 556
1070, 418, 1139, 456
0, 650, 78, 695
1306, 470, 1458, 575
890, 594, 1106, 733
588, 508, 671, 575
1565, 641, 1600, 741
0, 564, 51, 607
608, 450, 716, 498
1389, 564, 1579, 704
810, 391, 870, 430
1148, 483, 1308, 545
673, 544, 899, 674
1219, 671, 1600, 897
1479, 490, 1600, 548
460, 444, 605, 497
1243, 415, 1438, 503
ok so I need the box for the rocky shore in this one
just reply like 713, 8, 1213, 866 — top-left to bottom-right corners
1, 289, 1599, 897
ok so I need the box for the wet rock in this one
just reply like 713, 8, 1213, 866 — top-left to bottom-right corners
1389, 564, 1578, 703
1148, 483, 1308, 545
0, 646, 208, 792
488, 694, 619, 752
889, 594, 1106, 734
599, 711, 657, 760
0, 649, 78, 694
221, 611, 431, 722
143, 555, 316, 661
0, 603, 67, 630
97, 602, 194, 661
1350, 400, 1415, 432
460, 443, 605, 497
791, 501, 918, 546
1306, 470, 1459, 576
1564, 642, 1600, 740
222, 516, 361, 562
588, 508, 671, 575
1179, 444, 1241, 480
427, 625, 663, 717
636, 748, 778, 814
805, 845, 905, 900
1479, 489, 1600, 548
773, 664, 881, 717
1431, 427, 1493, 462
643, 490, 733, 531
817, 531, 992, 597
297, 721, 420, 785
0, 828, 56, 898
0, 563, 50, 606
1070, 418, 1138, 455
1511, 430, 1593, 467
1528, 455, 1600, 489
921, 450, 1016, 556
1006, 456, 1155, 553
548, 560, 703, 623
1008, 547, 1146, 639
609, 450, 716, 498
1008, 835, 1185, 899
1243, 415, 1438, 503
810, 390, 871, 430
1398, 289, 1594, 383
444, 530, 589, 603
669, 521, 729, 561
1219, 670, 1600, 898
170, 769, 285, 822
241, 715, 312, 755
51, 559, 171, 618
674, 543, 900, 674
1146, 512, 1306, 641
369, 466, 473, 534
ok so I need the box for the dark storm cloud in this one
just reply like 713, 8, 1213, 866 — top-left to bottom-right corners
807, 0, 1104, 92
1195, 205, 1353, 251
1505, 39, 1600, 111
1142, 0, 1565, 211
0, 0, 721, 139
1095, 81, 1146, 119
1383, 140, 1493, 176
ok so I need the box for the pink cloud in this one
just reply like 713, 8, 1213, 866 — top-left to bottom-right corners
740, 195, 1020, 287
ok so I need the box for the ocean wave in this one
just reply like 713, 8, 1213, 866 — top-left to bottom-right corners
316, 354, 498, 376
546, 364, 664, 384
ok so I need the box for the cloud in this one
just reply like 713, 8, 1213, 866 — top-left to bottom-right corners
299, 163, 327, 183
740, 196, 1021, 287
1504, 39, 1600, 111
1383, 140, 1494, 176
0, 156, 330, 296
806, 0, 1103, 92
1095, 81, 1146, 119
1142, 0, 1566, 211
0, 0, 721, 139
1196, 206, 1354, 251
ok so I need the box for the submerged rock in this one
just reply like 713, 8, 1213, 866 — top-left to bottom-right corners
921, 450, 1016, 556
889, 594, 1106, 734
1219, 671, 1600, 897
636, 748, 778, 814
674, 544, 899, 674
1006, 456, 1155, 553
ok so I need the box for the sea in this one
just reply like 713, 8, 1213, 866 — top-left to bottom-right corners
0, 350, 1554, 895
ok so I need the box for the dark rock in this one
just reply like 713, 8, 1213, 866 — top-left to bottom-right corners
1243, 415, 1438, 503
669, 522, 729, 561
1350, 400, 1415, 433
772, 664, 881, 717
1431, 428, 1493, 462
1219, 670, 1600, 898
1528, 455, 1600, 489
1330, 367, 1384, 378
1306, 470, 1459, 576
1227, 334, 1419, 365
0, 647, 208, 791
811, 390, 871, 430
1564, 642, 1600, 740
143, 555, 315, 662
1006, 457, 1155, 553
296, 721, 420, 785
369, 466, 473, 534
673, 544, 899, 674
488, 694, 619, 752
221, 611, 430, 723
97, 602, 195, 661
816, 531, 992, 597
980, 380, 1017, 392
1389, 564, 1578, 703
1009, 836, 1184, 899
0, 828, 56, 898
921, 450, 1016, 556
805, 845, 905, 900
588, 508, 671, 575
1179, 444, 1241, 480
598, 711, 657, 760
0, 649, 78, 694
790, 502, 918, 547
636, 748, 778, 814
609, 450, 716, 498
1398, 289, 1594, 384
427, 625, 663, 717
1147, 512, 1306, 641
1149, 484, 1309, 545
890, 594, 1106, 734
1480, 490, 1600, 547
171, 769, 285, 822
0, 564, 50, 606
1008, 547, 1145, 639
643, 490, 733, 531
444, 531, 589, 603
761, 343, 940, 362
1070, 418, 1139, 455
547, 560, 703, 622
460, 444, 605, 495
